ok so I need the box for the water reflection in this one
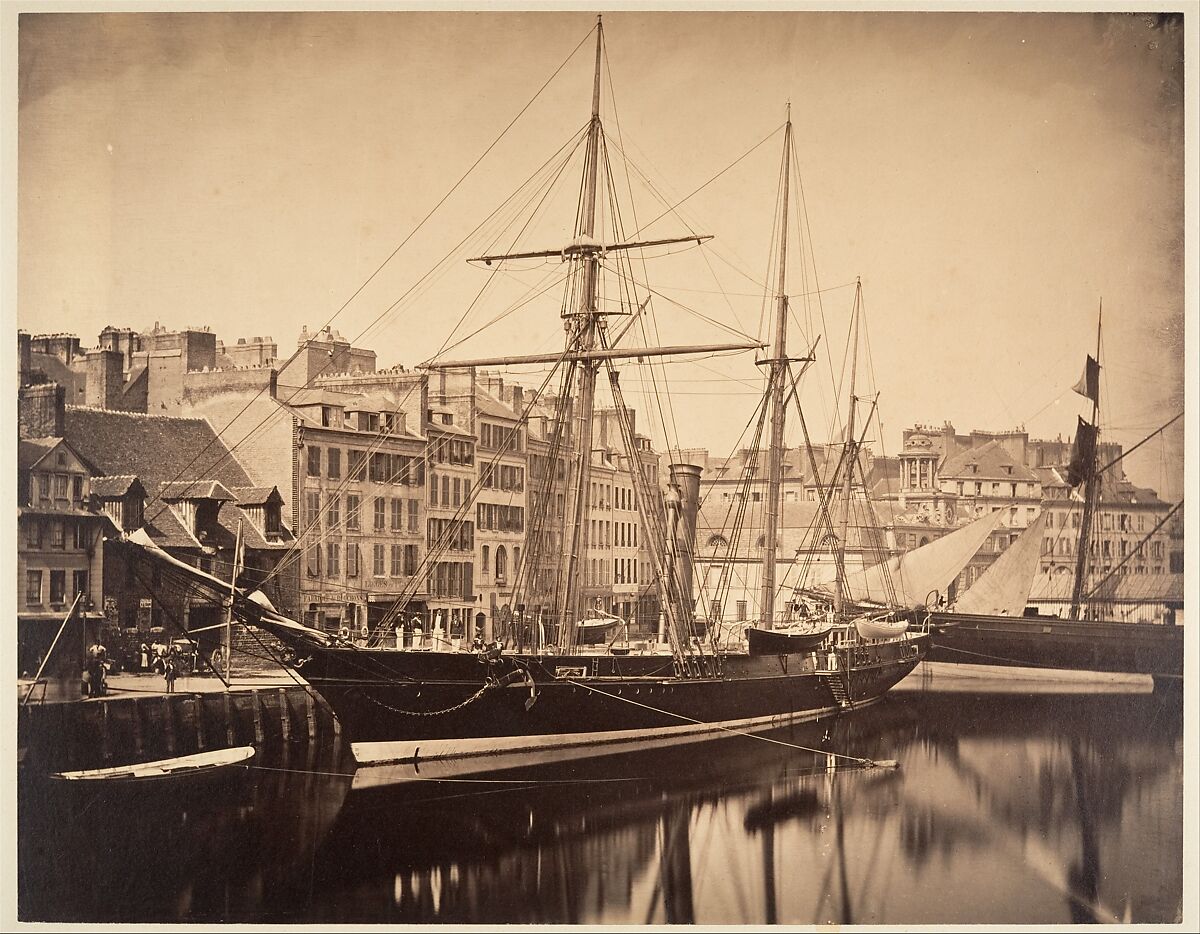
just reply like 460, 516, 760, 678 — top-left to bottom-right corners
18, 689, 1183, 924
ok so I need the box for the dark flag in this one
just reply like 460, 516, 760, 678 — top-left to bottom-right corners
1072, 355, 1100, 402
1067, 417, 1098, 487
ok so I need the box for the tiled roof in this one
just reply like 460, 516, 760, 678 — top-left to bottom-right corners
476, 389, 519, 421
18, 437, 61, 470
233, 486, 281, 506
280, 386, 363, 408
1032, 465, 1068, 487
1103, 479, 1168, 507
217, 502, 293, 550
64, 407, 254, 492
90, 474, 145, 498
143, 503, 201, 549
938, 440, 1039, 483
61, 406, 284, 552
159, 479, 236, 502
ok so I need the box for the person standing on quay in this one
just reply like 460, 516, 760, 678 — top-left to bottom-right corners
164, 649, 178, 694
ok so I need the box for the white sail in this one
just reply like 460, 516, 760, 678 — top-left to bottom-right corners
820, 510, 1005, 608
953, 511, 1048, 616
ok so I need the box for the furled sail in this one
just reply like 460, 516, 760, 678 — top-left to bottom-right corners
952, 510, 1048, 616
1067, 416, 1098, 487
818, 510, 1004, 608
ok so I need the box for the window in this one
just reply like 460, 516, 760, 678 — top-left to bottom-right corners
349, 450, 367, 482
72, 475, 83, 503
391, 544, 402, 576
374, 497, 386, 531
328, 448, 342, 479
49, 570, 66, 605
408, 499, 419, 532
306, 544, 320, 578
441, 476, 449, 506
38, 474, 50, 501
391, 498, 403, 531
496, 546, 508, 583
711, 600, 723, 620
307, 446, 321, 477
404, 544, 418, 575
73, 521, 87, 549
25, 570, 41, 605
347, 544, 359, 578
25, 519, 42, 549
452, 477, 461, 507
50, 521, 65, 549
429, 472, 438, 505
53, 474, 69, 499
481, 544, 490, 580
327, 543, 340, 577
373, 544, 386, 576
346, 495, 361, 531
305, 491, 320, 529
327, 494, 340, 529
736, 600, 747, 621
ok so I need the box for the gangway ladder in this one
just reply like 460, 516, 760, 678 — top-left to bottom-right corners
822, 674, 850, 709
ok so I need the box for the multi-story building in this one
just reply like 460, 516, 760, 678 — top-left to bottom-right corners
61, 406, 295, 638
424, 405, 477, 639
16, 389, 109, 681
471, 382, 527, 640
291, 387, 428, 635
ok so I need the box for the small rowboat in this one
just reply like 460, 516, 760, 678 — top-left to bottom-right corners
854, 615, 910, 641
50, 746, 255, 783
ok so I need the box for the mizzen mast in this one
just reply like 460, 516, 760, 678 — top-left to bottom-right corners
758, 106, 793, 631
1069, 302, 1102, 620
834, 278, 863, 617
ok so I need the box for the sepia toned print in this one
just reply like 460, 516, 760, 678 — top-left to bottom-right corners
11, 8, 1189, 926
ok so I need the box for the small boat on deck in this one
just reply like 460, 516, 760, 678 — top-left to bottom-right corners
854, 615, 910, 641
745, 623, 834, 656
50, 746, 255, 784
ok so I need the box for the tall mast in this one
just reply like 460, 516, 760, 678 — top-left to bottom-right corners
759, 106, 793, 631
558, 15, 605, 648
1069, 302, 1102, 620
834, 278, 863, 617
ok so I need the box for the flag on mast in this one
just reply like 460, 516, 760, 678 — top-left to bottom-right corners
1072, 355, 1100, 402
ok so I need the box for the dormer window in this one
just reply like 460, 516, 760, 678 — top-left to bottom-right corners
265, 503, 282, 538
359, 412, 380, 432
122, 493, 144, 532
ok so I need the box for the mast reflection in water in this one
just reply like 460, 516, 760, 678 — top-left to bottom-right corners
18, 688, 1182, 924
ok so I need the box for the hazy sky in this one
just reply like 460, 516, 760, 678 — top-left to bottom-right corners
14, 9, 1188, 499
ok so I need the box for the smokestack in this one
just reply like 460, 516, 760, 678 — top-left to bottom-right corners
669, 463, 702, 625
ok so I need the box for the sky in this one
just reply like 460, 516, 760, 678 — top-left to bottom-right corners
12, 8, 1190, 501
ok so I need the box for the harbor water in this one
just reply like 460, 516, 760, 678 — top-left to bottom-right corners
17, 677, 1183, 924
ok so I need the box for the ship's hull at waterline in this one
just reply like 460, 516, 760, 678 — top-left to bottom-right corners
269, 630, 929, 768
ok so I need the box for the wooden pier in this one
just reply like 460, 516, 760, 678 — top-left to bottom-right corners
17, 683, 340, 776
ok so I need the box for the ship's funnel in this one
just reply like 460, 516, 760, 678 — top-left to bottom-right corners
669, 463, 702, 625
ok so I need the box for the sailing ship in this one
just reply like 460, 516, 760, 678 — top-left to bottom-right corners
120, 16, 930, 773
924, 308, 1184, 684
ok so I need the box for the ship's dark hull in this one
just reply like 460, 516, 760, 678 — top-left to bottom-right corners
272, 629, 929, 772
927, 611, 1183, 678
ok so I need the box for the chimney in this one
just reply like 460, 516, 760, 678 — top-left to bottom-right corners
19, 382, 65, 439
669, 463, 702, 630
17, 331, 30, 388
511, 385, 523, 417
85, 348, 124, 410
